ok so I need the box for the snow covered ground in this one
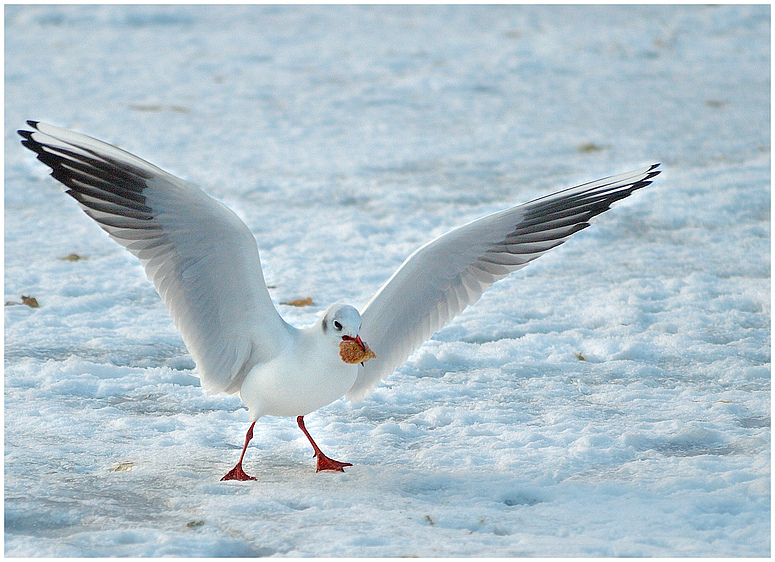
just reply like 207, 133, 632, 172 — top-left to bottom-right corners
4, 4, 770, 557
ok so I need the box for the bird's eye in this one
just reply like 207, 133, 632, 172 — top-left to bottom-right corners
334, 321, 343, 331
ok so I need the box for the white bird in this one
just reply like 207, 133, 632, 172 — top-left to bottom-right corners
19, 121, 660, 480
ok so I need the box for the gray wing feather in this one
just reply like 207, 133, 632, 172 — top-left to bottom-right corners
348, 164, 660, 401
19, 121, 293, 395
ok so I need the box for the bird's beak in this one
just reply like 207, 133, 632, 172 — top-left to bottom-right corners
342, 334, 365, 348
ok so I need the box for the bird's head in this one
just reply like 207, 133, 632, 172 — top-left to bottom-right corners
319, 304, 376, 365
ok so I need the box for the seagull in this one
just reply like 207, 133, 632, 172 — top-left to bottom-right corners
18, 121, 660, 480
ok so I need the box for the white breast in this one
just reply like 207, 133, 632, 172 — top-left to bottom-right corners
239, 329, 359, 420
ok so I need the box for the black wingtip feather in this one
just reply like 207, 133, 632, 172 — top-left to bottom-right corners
18, 121, 39, 136
644, 163, 661, 181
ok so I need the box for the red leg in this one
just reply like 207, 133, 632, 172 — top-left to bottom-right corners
221, 421, 257, 481
297, 415, 352, 472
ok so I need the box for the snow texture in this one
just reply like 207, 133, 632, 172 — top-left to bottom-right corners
4, 4, 770, 557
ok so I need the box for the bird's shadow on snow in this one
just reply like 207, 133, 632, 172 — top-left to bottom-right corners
209, 461, 551, 514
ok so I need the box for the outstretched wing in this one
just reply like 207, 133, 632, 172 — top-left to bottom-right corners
348, 164, 660, 401
19, 121, 294, 395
